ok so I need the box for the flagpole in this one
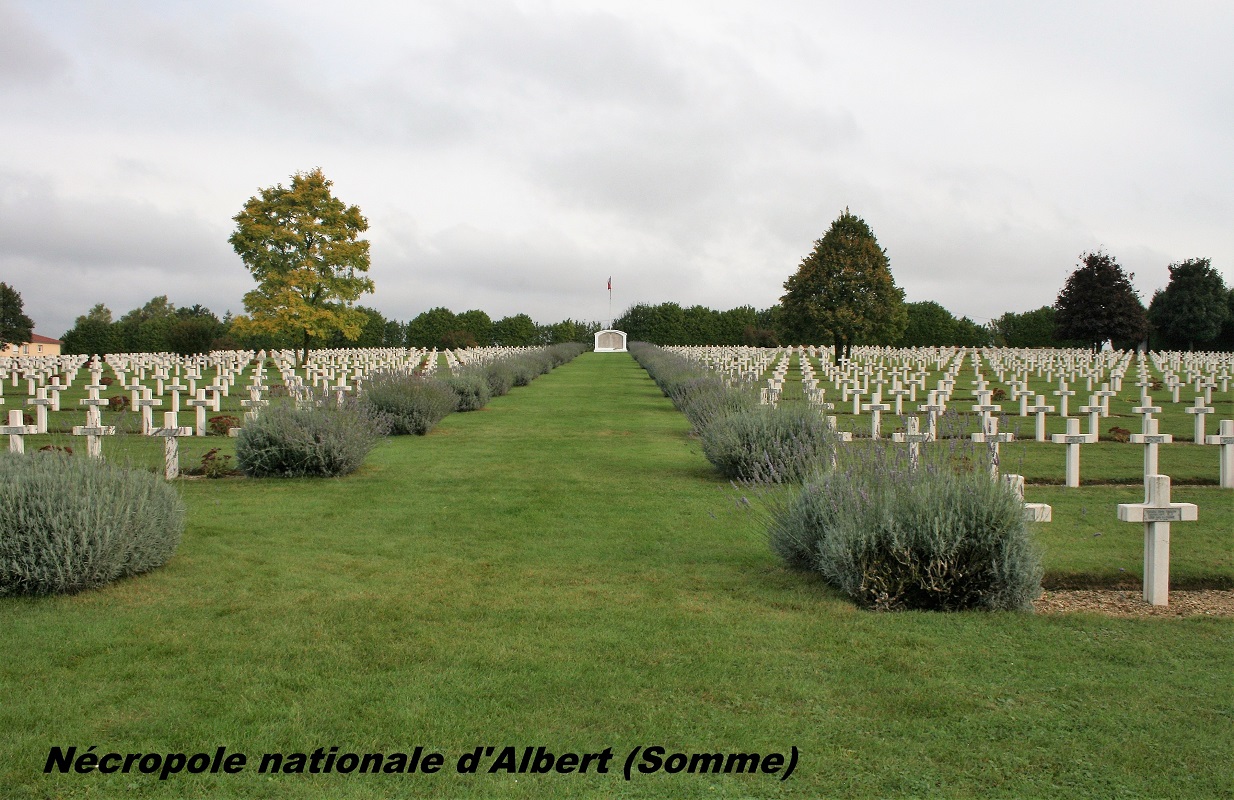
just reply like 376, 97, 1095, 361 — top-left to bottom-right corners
607, 277, 612, 329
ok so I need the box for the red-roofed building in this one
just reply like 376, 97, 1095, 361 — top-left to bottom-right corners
2, 333, 62, 357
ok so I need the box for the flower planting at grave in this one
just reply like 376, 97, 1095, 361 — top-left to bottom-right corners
207, 414, 241, 436
199, 447, 233, 478
0, 451, 184, 595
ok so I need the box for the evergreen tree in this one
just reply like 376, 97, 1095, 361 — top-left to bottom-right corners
1054, 251, 1149, 351
780, 209, 906, 361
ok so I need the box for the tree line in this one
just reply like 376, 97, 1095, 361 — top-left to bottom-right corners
12, 169, 1233, 358
54, 300, 601, 356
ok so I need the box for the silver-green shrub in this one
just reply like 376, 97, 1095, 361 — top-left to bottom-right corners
671, 375, 758, 431
0, 452, 185, 595
357, 371, 458, 436
444, 371, 492, 412
700, 405, 835, 484
770, 451, 1043, 611
484, 362, 515, 397
510, 361, 538, 386
236, 396, 383, 476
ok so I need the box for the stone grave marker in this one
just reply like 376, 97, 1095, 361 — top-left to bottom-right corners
1205, 419, 1234, 489
149, 411, 194, 480
1117, 475, 1197, 606
891, 415, 931, 470
1184, 396, 1213, 444
0, 409, 37, 453
1051, 418, 1097, 488
1004, 474, 1052, 523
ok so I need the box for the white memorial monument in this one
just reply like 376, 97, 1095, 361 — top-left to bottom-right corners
593, 330, 628, 353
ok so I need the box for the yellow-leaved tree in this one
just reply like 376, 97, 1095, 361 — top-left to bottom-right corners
229, 168, 373, 363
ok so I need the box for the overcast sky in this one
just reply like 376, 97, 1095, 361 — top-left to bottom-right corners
3, 0, 1231, 339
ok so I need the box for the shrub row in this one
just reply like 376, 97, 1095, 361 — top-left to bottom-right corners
0, 452, 185, 596
628, 342, 828, 482
237, 343, 589, 478
629, 343, 1041, 612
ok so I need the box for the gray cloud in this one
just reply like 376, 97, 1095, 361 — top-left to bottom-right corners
1, 0, 1230, 343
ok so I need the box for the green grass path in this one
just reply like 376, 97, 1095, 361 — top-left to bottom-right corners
2, 353, 1231, 799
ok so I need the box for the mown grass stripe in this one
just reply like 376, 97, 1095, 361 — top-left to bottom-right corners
0, 352, 1229, 799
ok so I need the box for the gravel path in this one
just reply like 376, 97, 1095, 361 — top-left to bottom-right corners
1034, 589, 1234, 618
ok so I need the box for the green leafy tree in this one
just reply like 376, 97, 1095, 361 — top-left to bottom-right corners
456, 309, 494, 346
405, 307, 458, 348
229, 168, 373, 364
897, 301, 991, 347
0, 283, 34, 349
116, 296, 177, 352
898, 301, 957, 347
1217, 289, 1234, 351
61, 303, 121, 356
1054, 251, 1148, 351
991, 306, 1070, 348
1148, 258, 1230, 350
440, 330, 478, 349
952, 316, 991, 347
780, 209, 907, 361
382, 319, 406, 347
715, 306, 758, 345
492, 314, 538, 346
166, 305, 223, 356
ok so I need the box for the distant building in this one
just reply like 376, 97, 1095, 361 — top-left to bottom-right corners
1, 333, 63, 357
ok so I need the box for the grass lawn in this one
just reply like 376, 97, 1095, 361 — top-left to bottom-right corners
2, 352, 1231, 799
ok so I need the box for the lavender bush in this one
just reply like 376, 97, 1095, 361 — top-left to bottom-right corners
769, 443, 1042, 612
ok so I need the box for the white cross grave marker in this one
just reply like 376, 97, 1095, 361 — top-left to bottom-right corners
1051, 417, 1097, 488
1079, 395, 1102, 438
27, 388, 52, 434
892, 415, 931, 470
0, 409, 37, 453
972, 415, 1015, 478
824, 415, 852, 471
1130, 418, 1172, 481
1028, 395, 1055, 442
1004, 474, 1052, 523
186, 389, 212, 437
149, 411, 194, 480
1205, 419, 1234, 489
1132, 395, 1161, 432
135, 387, 163, 435
918, 391, 946, 440
1184, 396, 1214, 444
1053, 379, 1075, 417
1117, 475, 1197, 606
862, 391, 891, 440
72, 407, 116, 459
